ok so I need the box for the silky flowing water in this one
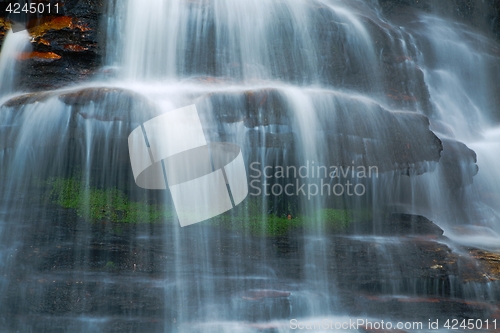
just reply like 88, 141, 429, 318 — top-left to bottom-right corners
0, 0, 499, 332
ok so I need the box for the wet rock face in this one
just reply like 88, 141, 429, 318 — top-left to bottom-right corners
0, 86, 158, 148
0, 86, 479, 216
349, 213, 445, 236
439, 139, 478, 189
3, 204, 497, 332
328, 215, 500, 319
469, 249, 500, 281
0, 0, 105, 91
0, 87, 160, 196
201, 89, 443, 175
58, 87, 158, 122
379, 0, 500, 41
362, 18, 435, 115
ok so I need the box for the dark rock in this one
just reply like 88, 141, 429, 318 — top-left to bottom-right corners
1, 90, 57, 107
0, 87, 158, 193
244, 89, 291, 127
351, 294, 497, 322
1, 86, 157, 124
439, 138, 478, 189
196, 91, 246, 124
0, 192, 498, 331
201, 89, 443, 175
319, 106, 443, 174
429, 120, 455, 137
245, 131, 295, 149
197, 88, 291, 127
240, 289, 291, 301
328, 235, 489, 296
312, 7, 379, 91
0, 0, 106, 91
387, 214, 444, 236
348, 213, 444, 236
184, 75, 237, 85
58, 86, 157, 121
360, 16, 435, 115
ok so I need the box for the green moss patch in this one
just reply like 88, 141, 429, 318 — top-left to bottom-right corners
209, 199, 367, 236
47, 177, 370, 233
47, 177, 172, 223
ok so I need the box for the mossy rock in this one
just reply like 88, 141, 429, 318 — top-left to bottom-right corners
209, 198, 367, 236
47, 176, 173, 223
48, 177, 370, 235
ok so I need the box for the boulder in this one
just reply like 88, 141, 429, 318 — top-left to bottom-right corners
328, 235, 488, 296
1, 86, 157, 126
325, 109, 443, 174
1, 91, 57, 107
469, 249, 500, 281
0, 87, 158, 193
348, 213, 444, 236
58, 87, 157, 123
199, 88, 444, 177
439, 138, 478, 189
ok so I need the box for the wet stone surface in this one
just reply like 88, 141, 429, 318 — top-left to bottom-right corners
1, 193, 499, 332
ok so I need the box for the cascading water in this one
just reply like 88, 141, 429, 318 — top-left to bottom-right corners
1, 0, 500, 332
372, 12, 500, 246
0, 29, 30, 96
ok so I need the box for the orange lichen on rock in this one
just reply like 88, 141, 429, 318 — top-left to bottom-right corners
469, 249, 500, 280
0, 18, 12, 32
0, 18, 12, 42
27, 16, 90, 38
64, 44, 88, 52
18, 51, 62, 61
72, 21, 91, 32
38, 38, 51, 46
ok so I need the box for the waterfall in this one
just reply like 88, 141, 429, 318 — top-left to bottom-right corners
0, 0, 499, 332
0, 30, 30, 96
113, 0, 380, 86
382, 14, 500, 246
